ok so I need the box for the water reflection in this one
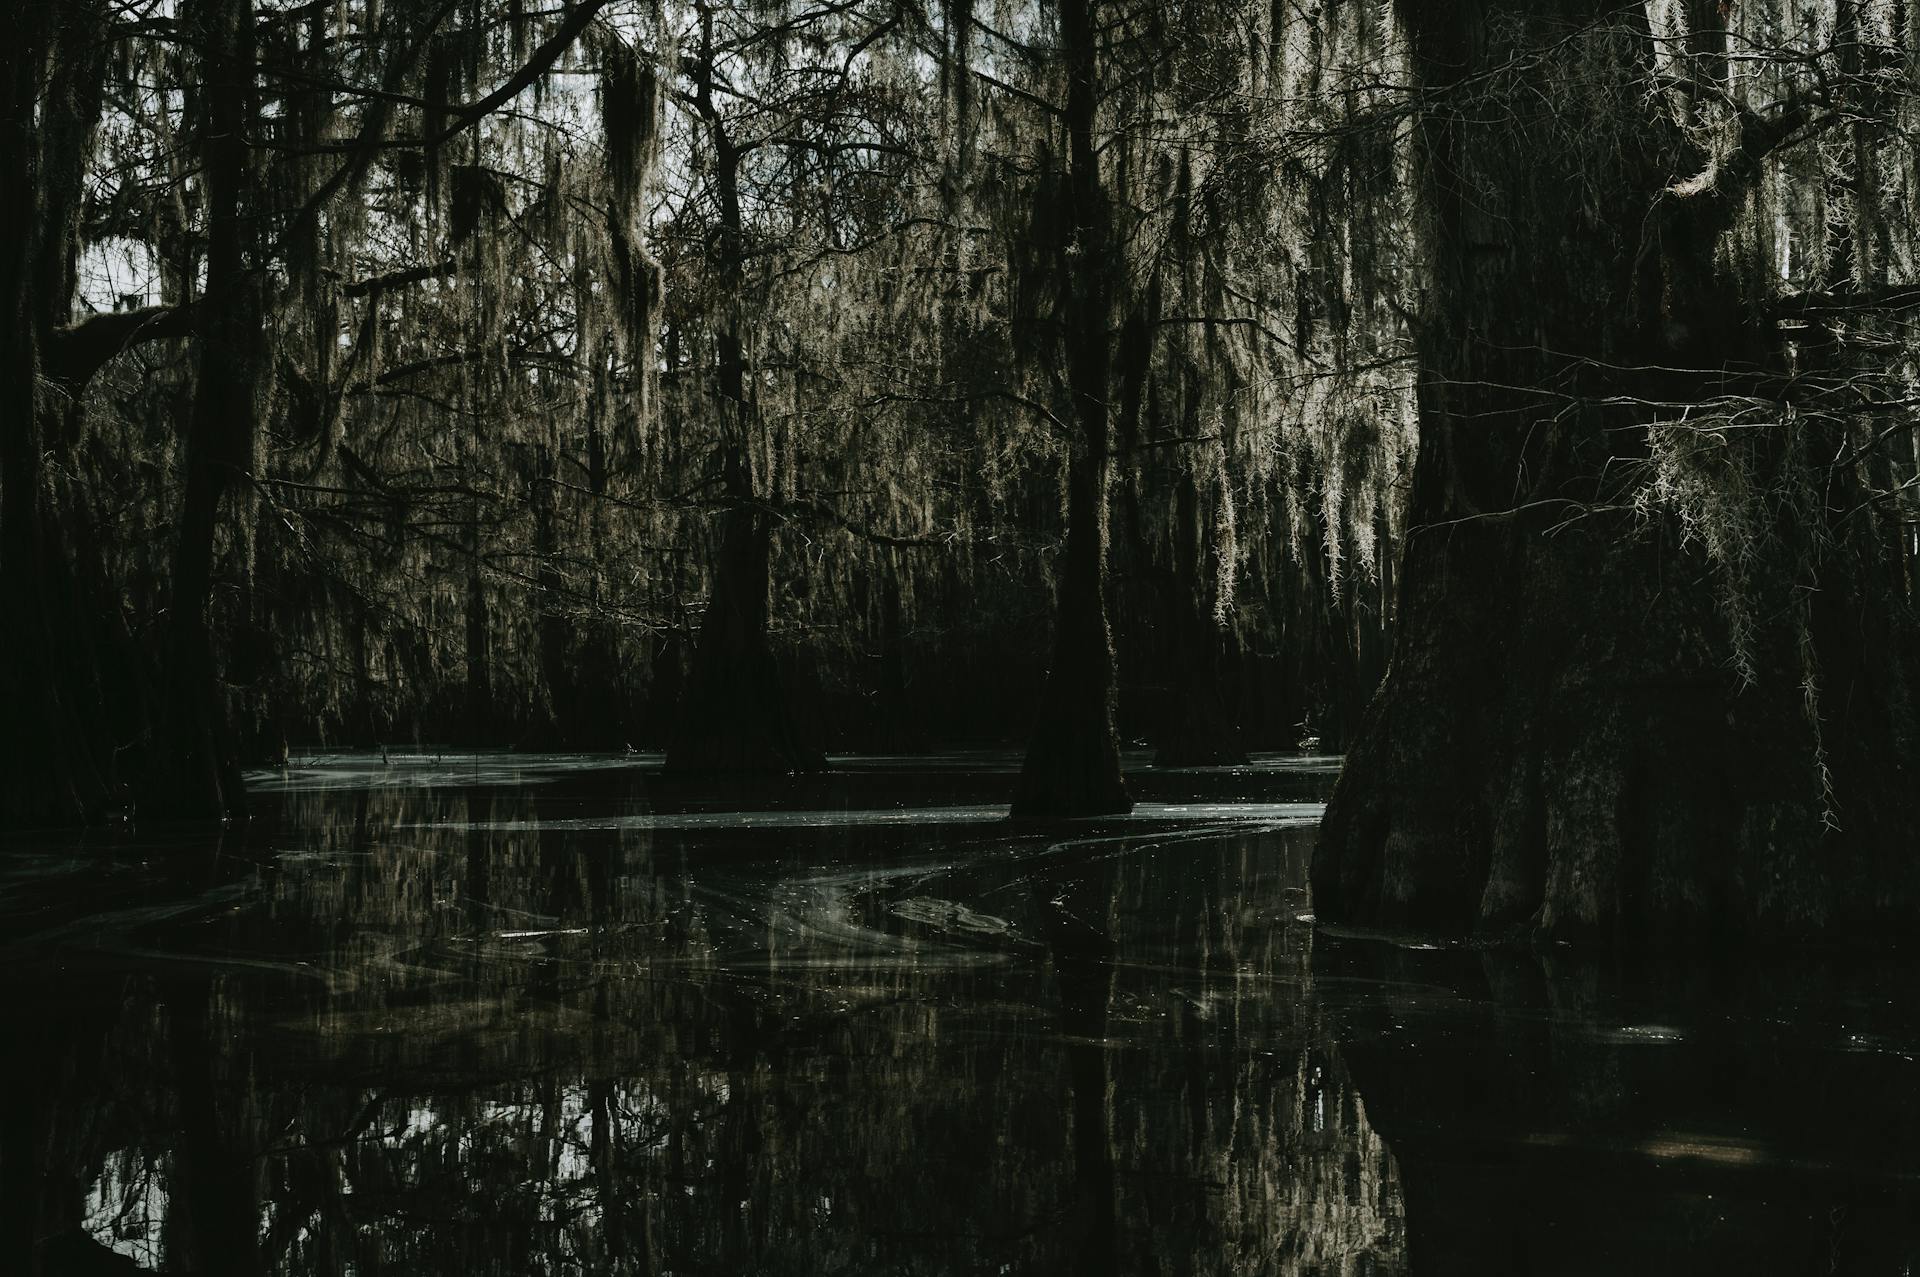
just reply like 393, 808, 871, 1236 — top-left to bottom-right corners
1315, 941, 1920, 1276
11, 759, 1915, 1274
3, 762, 1399, 1275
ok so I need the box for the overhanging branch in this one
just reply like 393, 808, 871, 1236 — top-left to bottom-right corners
46, 302, 202, 390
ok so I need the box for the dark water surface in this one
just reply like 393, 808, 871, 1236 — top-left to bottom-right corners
4, 754, 1917, 1275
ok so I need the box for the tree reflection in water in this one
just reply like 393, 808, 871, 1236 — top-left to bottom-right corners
3, 761, 1401, 1275
1317, 939, 1920, 1276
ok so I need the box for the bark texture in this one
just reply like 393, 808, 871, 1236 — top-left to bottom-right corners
1015, 442, 1132, 816
1153, 463, 1247, 768
667, 479, 824, 774
1313, 0, 1920, 942
0, 0, 133, 827
1012, 0, 1132, 819
664, 11, 821, 777
150, 0, 257, 819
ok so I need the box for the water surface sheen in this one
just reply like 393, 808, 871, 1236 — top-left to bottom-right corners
3, 754, 1916, 1275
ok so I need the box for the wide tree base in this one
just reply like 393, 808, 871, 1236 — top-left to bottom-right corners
664, 647, 825, 777
126, 623, 247, 824
1313, 508, 1919, 946
1011, 708, 1133, 822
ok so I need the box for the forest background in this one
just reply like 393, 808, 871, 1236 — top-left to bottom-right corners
6, 0, 1919, 941
6, 0, 1411, 821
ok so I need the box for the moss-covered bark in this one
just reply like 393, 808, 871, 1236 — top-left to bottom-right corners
664, 13, 821, 777
0, 0, 134, 828
667, 486, 824, 774
1313, 0, 1920, 943
149, 0, 257, 820
1011, 0, 1132, 819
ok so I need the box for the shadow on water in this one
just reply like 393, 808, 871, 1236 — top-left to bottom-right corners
0, 753, 1914, 1273
1313, 936, 1920, 1276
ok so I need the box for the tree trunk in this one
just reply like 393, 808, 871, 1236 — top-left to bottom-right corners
1312, 0, 1920, 943
0, 1, 126, 828
1154, 464, 1246, 768
530, 441, 583, 747
465, 511, 493, 742
577, 382, 630, 747
1, 411, 121, 827
1012, 0, 1132, 819
666, 16, 819, 776
152, 0, 255, 819
165, 411, 244, 814
1016, 443, 1133, 814
869, 571, 929, 752
667, 457, 823, 773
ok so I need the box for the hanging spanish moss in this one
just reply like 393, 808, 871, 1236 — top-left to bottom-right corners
1, 0, 1911, 947
13, 11, 1920, 1277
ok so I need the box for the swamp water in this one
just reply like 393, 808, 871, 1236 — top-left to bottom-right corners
2, 753, 1917, 1275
